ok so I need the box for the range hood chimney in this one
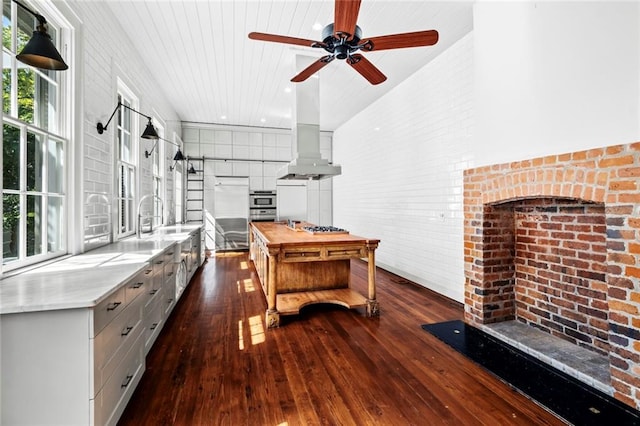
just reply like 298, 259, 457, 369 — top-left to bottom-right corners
277, 56, 341, 180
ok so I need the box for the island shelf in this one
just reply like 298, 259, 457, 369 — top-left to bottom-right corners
249, 221, 380, 327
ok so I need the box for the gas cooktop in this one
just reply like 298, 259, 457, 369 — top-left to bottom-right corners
302, 225, 349, 234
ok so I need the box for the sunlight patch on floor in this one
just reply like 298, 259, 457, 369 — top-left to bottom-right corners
249, 315, 265, 345
238, 320, 245, 350
240, 260, 248, 270
243, 278, 255, 292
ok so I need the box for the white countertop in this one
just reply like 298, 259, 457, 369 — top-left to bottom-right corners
0, 224, 202, 315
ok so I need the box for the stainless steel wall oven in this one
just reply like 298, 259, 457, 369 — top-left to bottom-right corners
249, 190, 276, 221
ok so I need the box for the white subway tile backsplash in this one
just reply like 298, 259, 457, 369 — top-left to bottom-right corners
200, 129, 215, 144
232, 162, 250, 177
215, 130, 233, 144
249, 146, 263, 160
263, 133, 276, 147
214, 144, 233, 158
333, 32, 473, 303
232, 145, 250, 159
263, 146, 277, 161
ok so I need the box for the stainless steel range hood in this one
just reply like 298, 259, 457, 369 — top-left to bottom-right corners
277, 56, 341, 181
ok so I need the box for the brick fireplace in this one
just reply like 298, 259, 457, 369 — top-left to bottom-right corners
463, 142, 640, 409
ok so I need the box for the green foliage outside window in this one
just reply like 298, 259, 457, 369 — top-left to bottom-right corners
2, 21, 47, 262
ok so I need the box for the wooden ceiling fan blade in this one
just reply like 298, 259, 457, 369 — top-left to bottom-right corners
334, 0, 362, 39
362, 30, 439, 51
291, 56, 335, 82
248, 32, 323, 48
346, 54, 386, 85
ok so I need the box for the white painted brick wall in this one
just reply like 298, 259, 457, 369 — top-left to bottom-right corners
75, 2, 182, 250
333, 32, 474, 302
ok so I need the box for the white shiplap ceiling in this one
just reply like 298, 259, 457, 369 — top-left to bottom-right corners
104, 0, 474, 131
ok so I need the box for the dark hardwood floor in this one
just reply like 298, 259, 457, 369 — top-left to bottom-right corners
118, 252, 566, 425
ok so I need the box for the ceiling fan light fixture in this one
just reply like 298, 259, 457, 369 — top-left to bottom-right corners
248, 0, 439, 85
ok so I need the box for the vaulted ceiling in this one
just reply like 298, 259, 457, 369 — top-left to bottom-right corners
105, 0, 474, 131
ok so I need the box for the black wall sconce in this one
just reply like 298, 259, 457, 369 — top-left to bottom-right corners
13, 0, 68, 70
187, 163, 197, 174
169, 149, 186, 171
96, 101, 159, 140
146, 137, 187, 174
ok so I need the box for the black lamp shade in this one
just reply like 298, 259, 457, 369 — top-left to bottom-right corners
141, 120, 159, 139
188, 164, 197, 174
16, 29, 68, 71
173, 149, 185, 161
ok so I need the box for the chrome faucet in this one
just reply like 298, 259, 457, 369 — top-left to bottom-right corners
137, 194, 164, 238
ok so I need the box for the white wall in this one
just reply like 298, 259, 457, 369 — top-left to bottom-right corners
333, 1, 640, 303
474, 1, 640, 166
334, 33, 474, 302
72, 1, 182, 251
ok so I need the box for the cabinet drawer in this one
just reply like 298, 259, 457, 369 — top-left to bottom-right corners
325, 246, 366, 259
94, 329, 145, 426
94, 286, 126, 336
164, 261, 176, 284
144, 299, 164, 354
94, 292, 144, 393
143, 280, 163, 317
124, 268, 152, 305
164, 244, 177, 264
151, 255, 164, 275
150, 270, 163, 295
281, 247, 323, 262
162, 282, 176, 318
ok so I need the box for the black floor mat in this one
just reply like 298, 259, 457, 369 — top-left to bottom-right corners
422, 320, 640, 425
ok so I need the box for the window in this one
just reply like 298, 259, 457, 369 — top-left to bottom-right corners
151, 122, 164, 227
2, 1, 67, 270
174, 161, 183, 224
115, 91, 137, 238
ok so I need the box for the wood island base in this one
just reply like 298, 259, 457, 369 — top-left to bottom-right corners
249, 222, 380, 328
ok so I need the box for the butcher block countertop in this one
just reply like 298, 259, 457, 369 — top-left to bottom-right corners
250, 221, 380, 247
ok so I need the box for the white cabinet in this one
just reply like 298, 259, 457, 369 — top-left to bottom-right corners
0, 227, 204, 426
1, 267, 151, 426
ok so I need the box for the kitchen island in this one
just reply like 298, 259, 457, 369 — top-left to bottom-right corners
249, 221, 380, 328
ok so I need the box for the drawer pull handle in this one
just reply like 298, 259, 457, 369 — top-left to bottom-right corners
167, 251, 174, 255
155, 260, 163, 265
167, 272, 173, 277
121, 326, 134, 336
150, 322, 159, 330
145, 269, 153, 275
121, 374, 134, 389
131, 282, 144, 289
107, 302, 122, 311
167, 298, 174, 304
149, 289, 158, 295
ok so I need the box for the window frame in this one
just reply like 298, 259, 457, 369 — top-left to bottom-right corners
151, 120, 164, 227
113, 83, 139, 240
2, 0, 69, 272
173, 135, 184, 224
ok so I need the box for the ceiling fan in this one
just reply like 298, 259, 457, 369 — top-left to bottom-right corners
248, 0, 438, 85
